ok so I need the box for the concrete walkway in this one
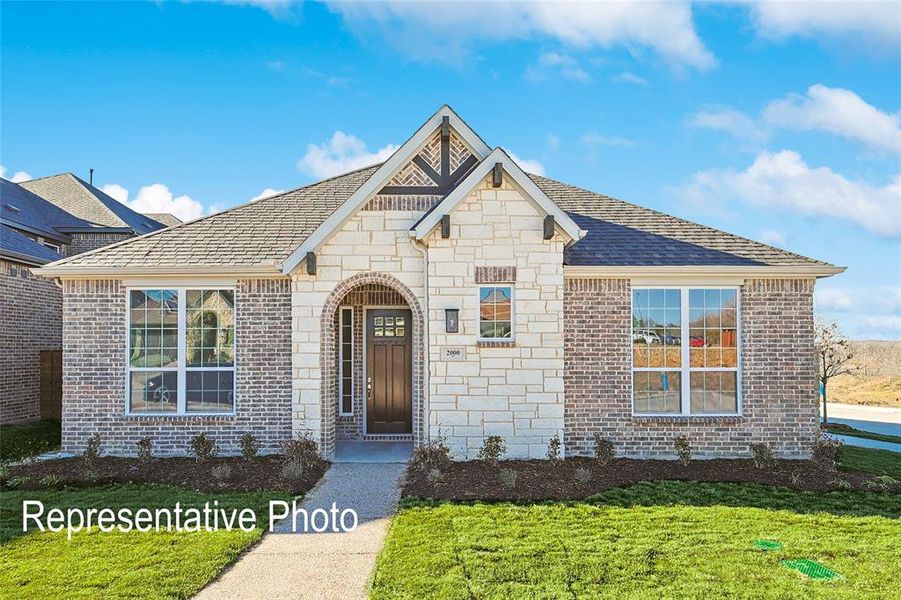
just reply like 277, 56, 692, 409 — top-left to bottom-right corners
196, 460, 407, 600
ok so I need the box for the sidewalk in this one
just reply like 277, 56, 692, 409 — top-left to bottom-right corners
195, 462, 406, 600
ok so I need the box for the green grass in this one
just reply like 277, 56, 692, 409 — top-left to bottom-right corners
0, 484, 291, 599
374, 482, 901, 599
825, 423, 901, 446
838, 446, 901, 478
0, 420, 61, 462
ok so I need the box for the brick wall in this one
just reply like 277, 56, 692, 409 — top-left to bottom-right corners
61, 278, 292, 455
564, 277, 818, 459
65, 232, 134, 257
0, 259, 62, 424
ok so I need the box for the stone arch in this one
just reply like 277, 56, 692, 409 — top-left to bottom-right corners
319, 272, 425, 458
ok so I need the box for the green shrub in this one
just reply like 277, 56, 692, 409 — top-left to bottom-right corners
240, 433, 260, 460
136, 437, 153, 463
546, 433, 561, 461
189, 433, 217, 462
478, 435, 507, 467
674, 436, 691, 466
594, 434, 615, 465
84, 433, 102, 462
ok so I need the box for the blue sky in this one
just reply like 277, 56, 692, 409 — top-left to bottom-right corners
2, 1, 899, 338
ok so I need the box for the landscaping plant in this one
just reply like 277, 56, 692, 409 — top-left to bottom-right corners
189, 433, 217, 462
546, 433, 561, 461
136, 436, 153, 464
574, 467, 592, 485
281, 434, 322, 475
812, 433, 842, 470
749, 443, 776, 471
594, 434, 615, 465
83, 433, 102, 462
498, 468, 518, 490
410, 435, 451, 474
240, 433, 260, 460
477, 435, 507, 467
673, 435, 691, 466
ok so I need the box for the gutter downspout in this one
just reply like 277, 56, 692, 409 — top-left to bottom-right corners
409, 234, 430, 445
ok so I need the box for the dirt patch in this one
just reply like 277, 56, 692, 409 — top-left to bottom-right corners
403, 457, 899, 501
4, 455, 327, 495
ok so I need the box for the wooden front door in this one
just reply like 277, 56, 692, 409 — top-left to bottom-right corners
366, 309, 413, 434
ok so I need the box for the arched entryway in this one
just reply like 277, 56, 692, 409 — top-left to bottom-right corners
319, 272, 425, 458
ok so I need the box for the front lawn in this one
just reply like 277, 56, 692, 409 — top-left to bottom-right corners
838, 445, 901, 478
825, 423, 901, 446
373, 482, 901, 599
0, 419, 61, 461
0, 484, 291, 599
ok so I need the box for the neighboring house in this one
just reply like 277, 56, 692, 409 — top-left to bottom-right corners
36, 107, 844, 459
1, 177, 167, 424
144, 213, 183, 228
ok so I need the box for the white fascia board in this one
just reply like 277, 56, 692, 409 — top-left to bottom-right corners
32, 263, 285, 279
563, 264, 846, 280
412, 148, 584, 242
281, 105, 492, 275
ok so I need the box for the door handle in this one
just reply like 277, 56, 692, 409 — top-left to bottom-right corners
367, 376, 372, 400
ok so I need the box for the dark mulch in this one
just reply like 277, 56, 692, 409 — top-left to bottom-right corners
404, 457, 900, 501
3, 455, 327, 495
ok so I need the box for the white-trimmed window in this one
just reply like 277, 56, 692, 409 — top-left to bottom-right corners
631, 287, 739, 415
128, 288, 235, 415
339, 307, 353, 416
478, 286, 513, 339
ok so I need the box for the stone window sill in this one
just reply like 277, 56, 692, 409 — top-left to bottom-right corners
631, 415, 744, 425
477, 340, 516, 348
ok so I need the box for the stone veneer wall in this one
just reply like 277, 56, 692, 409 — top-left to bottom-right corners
564, 277, 819, 458
65, 232, 134, 257
60, 278, 292, 455
427, 175, 565, 460
0, 259, 63, 424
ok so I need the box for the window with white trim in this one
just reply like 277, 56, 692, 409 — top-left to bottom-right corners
478, 286, 513, 339
632, 287, 739, 415
128, 288, 235, 414
339, 307, 353, 416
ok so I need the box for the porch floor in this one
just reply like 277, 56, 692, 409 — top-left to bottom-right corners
333, 440, 413, 463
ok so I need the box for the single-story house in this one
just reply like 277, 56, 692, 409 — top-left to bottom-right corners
1, 175, 171, 424
35, 107, 844, 459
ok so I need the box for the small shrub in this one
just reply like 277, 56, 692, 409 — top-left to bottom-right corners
477, 435, 507, 467
0, 463, 9, 480
866, 475, 897, 492
749, 443, 776, 471
828, 478, 853, 491
594, 434, 615, 465
281, 434, 323, 475
240, 433, 260, 460
6, 475, 29, 489
279, 460, 305, 481
790, 471, 802, 487
136, 437, 153, 463
83, 433, 102, 462
39, 474, 61, 488
410, 435, 451, 474
574, 467, 592, 485
189, 433, 217, 462
211, 464, 233, 482
499, 468, 518, 490
546, 433, 561, 461
673, 435, 691, 466
812, 433, 842, 470
425, 468, 444, 485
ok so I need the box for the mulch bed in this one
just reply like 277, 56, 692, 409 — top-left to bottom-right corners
3, 455, 327, 495
403, 457, 900, 501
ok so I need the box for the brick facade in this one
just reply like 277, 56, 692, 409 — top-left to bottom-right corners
564, 277, 818, 458
60, 278, 292, 455
0, 259, 63, 423
65, 232, 134, 257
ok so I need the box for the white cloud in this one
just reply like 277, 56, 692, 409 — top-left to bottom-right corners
757, 229, 786, 248
687, 107, 770, 145
297, 131, 398, 180
327, 1, 715, 69
580, 131, 638, 148
250, 188, 285, 202
101, 183, 206, 222
816, 287, 854, 312
218, 0, 295, 18
763, 84, 901, 153
746, 0, 900, 50
525, 52, 592, 83
507, 152, 545, 176
681, 150, 901, 237
816, 285, 901, 339
0, 165, 33, 182
611, 71, 648, 86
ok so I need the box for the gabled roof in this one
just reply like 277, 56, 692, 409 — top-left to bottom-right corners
144, 213, 182, 227
1, 178, 91, 242
1, 224, 64, 266
20, 173, 165, 234
411, 147, 584, 242
280, 105, 492, 274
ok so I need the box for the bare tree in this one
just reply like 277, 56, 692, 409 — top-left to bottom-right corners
814, 319, 856, 424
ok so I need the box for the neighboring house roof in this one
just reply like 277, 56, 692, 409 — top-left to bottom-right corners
20, 173, 165, 234
144, 213, 182, 227
1, 224, 64, 266
1, 178, 91, 242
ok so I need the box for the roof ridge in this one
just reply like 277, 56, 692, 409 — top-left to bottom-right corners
66, 173, 130, 228
530, 173, 826, 266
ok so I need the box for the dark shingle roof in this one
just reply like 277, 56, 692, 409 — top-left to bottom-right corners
1, 178, 92, 241
144, 213, 182, 227
20, 173, 165, 233
39, 164, 831, 271
1, 224, 64, 265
